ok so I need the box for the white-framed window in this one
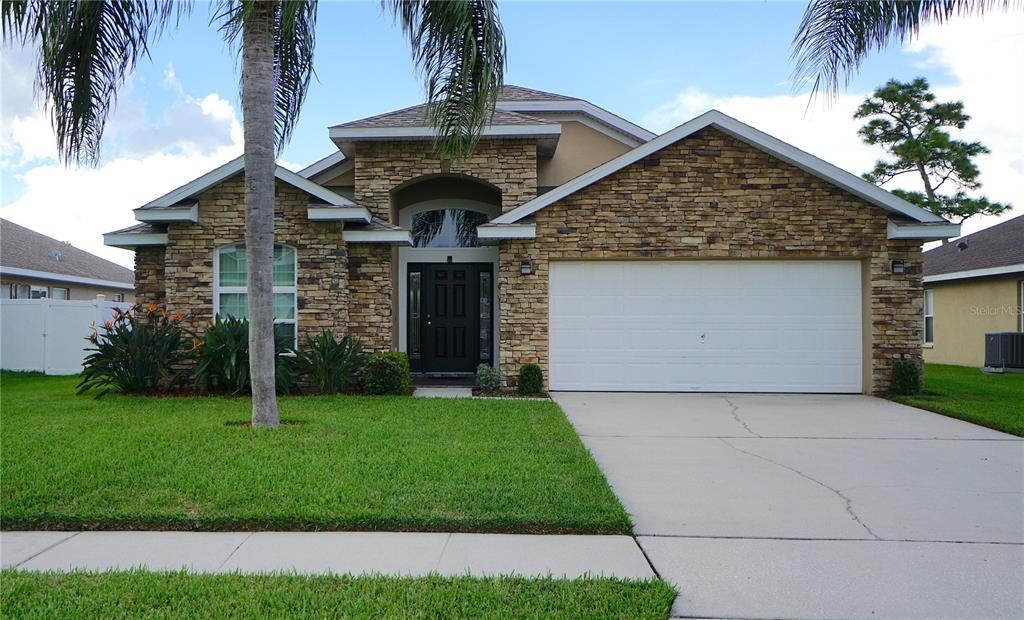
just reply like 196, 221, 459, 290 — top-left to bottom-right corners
9, 283, 29, 298
213, 243, 297, 350
51, 287, 69, 300
112, 293, 124, 302
923, 289, 934, 344
30, 285, 48, 299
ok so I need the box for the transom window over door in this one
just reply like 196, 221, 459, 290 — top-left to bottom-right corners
410, 209, 489, 248
214, 244, 297, 349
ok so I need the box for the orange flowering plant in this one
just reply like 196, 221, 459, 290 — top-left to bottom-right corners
78, 303, 191, 397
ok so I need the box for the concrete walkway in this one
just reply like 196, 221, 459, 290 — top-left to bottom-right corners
1, 531, 655, 579
555, 392, 1024, 620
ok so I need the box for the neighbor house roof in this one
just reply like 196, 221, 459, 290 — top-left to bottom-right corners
1, 218, 134, 289
923, 215, 1024, 282
482, 109, 957, 241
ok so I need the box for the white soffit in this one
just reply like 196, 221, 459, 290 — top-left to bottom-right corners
491, 110, 949, 227
307, 206, 371, 223
103, 232, 169, 249
886, 220, 962, 240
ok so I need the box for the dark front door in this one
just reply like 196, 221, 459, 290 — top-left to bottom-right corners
408, 263, 493, 374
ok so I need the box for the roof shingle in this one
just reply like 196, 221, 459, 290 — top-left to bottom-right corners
332, 103, 554, 130
1, 219, 134, 284
923, 215, 1024, 276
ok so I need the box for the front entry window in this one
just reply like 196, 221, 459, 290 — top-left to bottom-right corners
410, 209, 489, 248
214, 244, 297, 349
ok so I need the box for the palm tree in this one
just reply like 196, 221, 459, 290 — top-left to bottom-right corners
791, 0, 1014, 99
3, 0, 505, 427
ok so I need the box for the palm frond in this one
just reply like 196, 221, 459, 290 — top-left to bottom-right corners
215, 0, 318, 151
791, 0, 1014, 101
387, 0, 505, 159
3, 0, 188, 165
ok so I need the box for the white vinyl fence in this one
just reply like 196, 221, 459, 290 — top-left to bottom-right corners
1, 298, 131, 375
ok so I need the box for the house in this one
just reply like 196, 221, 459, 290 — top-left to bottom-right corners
1, 219, 134, 301
103, 85, 959, 394
922, 215, 1023, 367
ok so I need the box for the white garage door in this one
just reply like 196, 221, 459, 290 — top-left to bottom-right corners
549, 260, 862, 393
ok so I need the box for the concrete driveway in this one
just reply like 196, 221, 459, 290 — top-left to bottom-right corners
554, 392, 1024, 620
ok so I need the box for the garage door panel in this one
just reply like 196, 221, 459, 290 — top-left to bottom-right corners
548, 260, 862, 393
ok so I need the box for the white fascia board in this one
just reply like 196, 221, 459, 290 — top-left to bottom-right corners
342, 229, 413, 245
492, 109, 946, 226
506, 110, 646, 148
923, 263, 1024, 283
103, 232, 169, 249
137, 154, 352, 214
134, 204, 198, 223
307, 206, 371, 223
276, 166, 354, 206
298, 151, 346, 179
887, 219, 961, 240
140, 156, 244, 209
495, 100, 656, 143
0, 266, 133, 290
477, 224, 536, 240
329, 124, 561, 140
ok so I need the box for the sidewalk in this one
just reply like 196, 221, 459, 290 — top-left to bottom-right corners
1, 531, 655, 579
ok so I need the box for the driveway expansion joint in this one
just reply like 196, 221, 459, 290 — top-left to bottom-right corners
718, 438, 882, 541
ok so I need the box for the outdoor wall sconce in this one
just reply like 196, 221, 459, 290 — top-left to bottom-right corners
520, 260, 533, 275
891, 260, 905, 274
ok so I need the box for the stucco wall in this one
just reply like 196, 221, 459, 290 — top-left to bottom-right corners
498, 127, 923, 395
924, 275, 1022, 367
537, 121, 633, 188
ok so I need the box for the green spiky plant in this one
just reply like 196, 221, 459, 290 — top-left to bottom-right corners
791, 0, 1017, 99
3, 0, 505, 427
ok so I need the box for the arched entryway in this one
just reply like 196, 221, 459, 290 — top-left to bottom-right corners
393, 176, 501, 379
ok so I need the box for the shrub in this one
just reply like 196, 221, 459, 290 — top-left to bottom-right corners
295, 330, 365, 393
890, 359, 921, 395
475, 363, 500, 394
78, 303, 190, 397
195, 316, 293, 395
517, 363, 544, 396
361, 352, 411, 395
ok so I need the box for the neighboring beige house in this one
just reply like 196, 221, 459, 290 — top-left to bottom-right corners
104, 85, 959, 394
1, 219, 134, 301
923, 215, 1024, 367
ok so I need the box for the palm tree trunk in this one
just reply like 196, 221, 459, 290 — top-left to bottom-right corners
242, 0, 280, 428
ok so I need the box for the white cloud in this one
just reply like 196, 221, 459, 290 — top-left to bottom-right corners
1, 59, 243, 268
642, 12, 1024, 239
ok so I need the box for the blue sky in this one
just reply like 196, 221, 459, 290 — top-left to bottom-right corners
2, 2, 1020, 266
94, 0, 938, 167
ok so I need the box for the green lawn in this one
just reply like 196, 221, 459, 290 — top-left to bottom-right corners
0, 373, 630, 533
0, 571, 676, 619
894, 363, 1024, 436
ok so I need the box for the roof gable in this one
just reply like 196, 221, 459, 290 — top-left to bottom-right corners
136, 155, 354, 212
490, 109, 948, 227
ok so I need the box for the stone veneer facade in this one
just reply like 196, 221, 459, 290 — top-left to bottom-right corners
497, 128, 922, 395
143, 176, 353, 348
354, 138, 538, 219
131, 128, 923, 394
